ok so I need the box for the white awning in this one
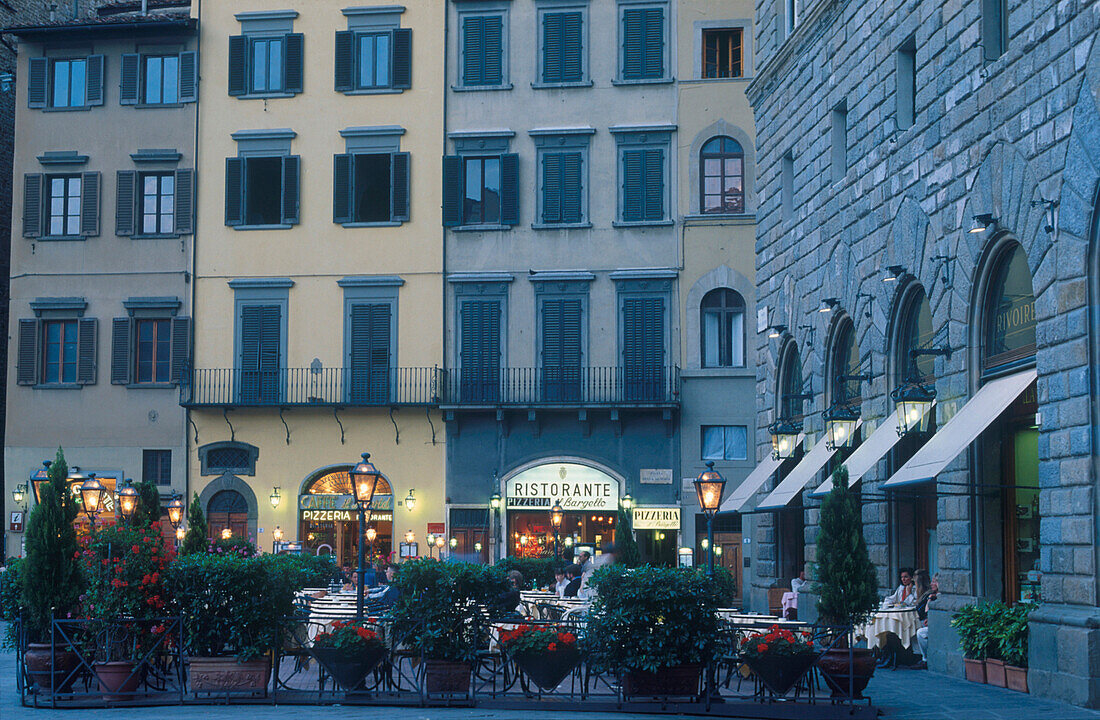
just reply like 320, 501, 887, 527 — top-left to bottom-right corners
883, 369, 1037, 489
807, 406, 932, 497
755, 421, 861, 510
720, 433, 805, 513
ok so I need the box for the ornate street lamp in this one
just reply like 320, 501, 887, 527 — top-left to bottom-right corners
448, 537, 457, 549
694, 462, 726, 577
403, 489, 417, 512
117, 479, 140, 526
12, 483, 27, 507
823, 402, 861, 450
269, 487, 281, 509
79, 473, 108, 526
350, 452, 383, 618
167, 494, 184, 528
426, 532, 436, 558
769, 418, 802, 460
550, 501, 564, 560
175, 527, 186, 543
489, 490, 502, 561
272, 526, 284, 554
474, 541, 483, 554
30, 461, 52, 504
892, 374, 936, 435
221, 528, 232, 540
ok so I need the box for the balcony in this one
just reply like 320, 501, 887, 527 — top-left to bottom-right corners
441, 366, 680, 408
180, 367, 443, 408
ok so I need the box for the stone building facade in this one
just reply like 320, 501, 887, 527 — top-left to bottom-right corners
744, 0, 1100, 705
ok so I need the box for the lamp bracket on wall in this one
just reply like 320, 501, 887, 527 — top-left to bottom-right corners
188, 415, 200, 445
1031, 198, 1058, 235
797, 324, 816, 350
390, 406, 400, 445
222, 407, 235, 442
854, 292, 874, 319
279, 407, 291, 445
333, 406, 346, 445
930, 254, 956, 291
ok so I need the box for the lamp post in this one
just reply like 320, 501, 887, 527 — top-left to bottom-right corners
167, 494, 184, 547
426, 532, 436, 558
350, 452, 383, 619
693, 462, 727, 577
550, 501, 563, 560
272, 526, 284, 553
489, 491, 502, 562
79, 473, 107, 529
117, 479, 139, 527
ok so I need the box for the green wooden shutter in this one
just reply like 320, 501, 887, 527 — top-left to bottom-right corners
22, 174, 42, 238
225, 157, 244, 226
174, 169, 195, 234
334, 30, 355, 91
350, 303, 391, 403
461, 300, 501, 402
561, 152, 583, 223
80, 171, 100, 237
542, 153, 562, 224
500, 153, 519, 226
622, 296, 664, 400
170, 316, 190, 383
482, 16, 503, 85
241, 306, 262, 371
283, 33, 305, 93
27, 57, 47, 108
111, 317, 132, 385
179, 51, 198, 102
622, 8, 644, 79
562, 12, 583, 82
391, 151, 410, 222
541, 297, 583, 401
392, 28, 412, 89
116, 170, 136, 236
77, 318, 97, 385
333, 154, 352, 224
462, 16, 483, 86
642, 7, 665, 79
442, 155, 463, 226
543, 12, 563, 83
240, 305, 281, 402
85, 55, 105, 106
643, 148, 664, 220
621, 149, 643, 221
281, 155, 301, 225
228, 35, 248, 96
16, 319, 39, 385
120, 53, 140, 104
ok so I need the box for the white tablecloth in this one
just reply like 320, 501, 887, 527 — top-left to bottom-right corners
859, 608, 920, 650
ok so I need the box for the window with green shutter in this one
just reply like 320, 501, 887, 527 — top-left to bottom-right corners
348, 303, 391, 404
333, 152, 410, 225
620, 5, 665, 81
239, 304, 282, 403
226, 155, 300, 228
541, 10, 583, 84
622, 295, 665, 401
228, 33, 304, 97
541, 151, 583, 225
459, 299, 501, 402
461, 14, 505, 87
620, 148, 665, 222
541, 297, 583, 402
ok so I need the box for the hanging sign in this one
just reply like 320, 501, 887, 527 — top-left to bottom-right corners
632, 507, 681, 530
640, 469, 673, 485
506, 463, 619, 510
10, 511, 24, 533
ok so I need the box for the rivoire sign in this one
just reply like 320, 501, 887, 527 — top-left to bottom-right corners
506, 463, 620, 511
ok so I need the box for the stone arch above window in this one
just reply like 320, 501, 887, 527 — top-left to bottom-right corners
687, 121, 755, 214
199, 441, 259, 476
973, 238, 1035, 379
198, 474, 258, 541
685, 265, 754, 370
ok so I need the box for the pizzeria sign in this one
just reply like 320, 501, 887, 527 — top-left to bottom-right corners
506, 463, 620, 511
632, 507, 681, 530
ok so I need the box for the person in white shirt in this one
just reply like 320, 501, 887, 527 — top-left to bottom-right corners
883, 567, 917, 606
791, 567, 809, 594
554, 567, 569, 598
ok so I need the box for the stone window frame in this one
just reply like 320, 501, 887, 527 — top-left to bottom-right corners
449, 273, 513, 374
530, 127, 594, 229
614, 0, 672, 86
229, 128, 298, 231
531, 272, 594, 383
229, 278, 294, 375
338, 275, 404, 375
610, 124, 676, 227
337, 125, 408, 228
686, 121, 756, 217
231, 10, 301, 100
692, 18, 754, 80
453, 0, 514, 92
199, 440, 260, 477
533, 0, 591, 89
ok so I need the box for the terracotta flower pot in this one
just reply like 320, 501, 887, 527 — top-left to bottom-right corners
622, 664, 703, 699
1005, 664, 1028, 693
513, 645, 581, 691
963, 657, 986, 683
24, 643, 79, 694
816, 648, 877, 698
985, 658, 1007, 688
94, 661, 145, 701
422, 659, 471, 696
744, 653, 818, 696
314, 646, 385, 692
188, 656, 271, 694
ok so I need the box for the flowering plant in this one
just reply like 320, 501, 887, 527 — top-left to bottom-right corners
499, 624, 578, 655
313, 620, 385, 653
739, 625, 816, 659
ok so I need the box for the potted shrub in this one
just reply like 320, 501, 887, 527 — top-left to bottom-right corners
739, 625, 818, 696
21, 450, 83, 693
951, 603, 994, 683
312, 620, 386, 692
813, 465, 880, 698
180, 494, 207, 556
586, 565, 722, 699
499, 624, 580, 691
998, 603, 1033, 692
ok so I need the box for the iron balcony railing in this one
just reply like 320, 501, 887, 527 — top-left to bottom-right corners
442, 365, 680, 406
180, 367, 443, 408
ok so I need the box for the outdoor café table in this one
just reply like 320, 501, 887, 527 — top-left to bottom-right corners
859, 606, 920, 651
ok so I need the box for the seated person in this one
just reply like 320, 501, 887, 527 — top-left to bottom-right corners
491, 570, 524, 618
554, 567, 569, 598
883, 567, 917, 606
562, 564, 583, 598
791, 567, 809, 593
914, 572, 938, 669
366, 563, 399, 609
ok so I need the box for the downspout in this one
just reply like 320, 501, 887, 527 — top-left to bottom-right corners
440, 0, 450, 547
185, 0, 202, 518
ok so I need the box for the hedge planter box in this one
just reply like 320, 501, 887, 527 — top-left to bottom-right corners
622, 664, 702, 699
24, 644, 79, 694
985, 659, 1007, 688
513, 646, 581, 691
963, 658, 986, 683
314, 646, 385, 692
746, 654, 818, 697
188, 657, 271, 694
1005, 665, 1028, 692
422, 660, 471, 697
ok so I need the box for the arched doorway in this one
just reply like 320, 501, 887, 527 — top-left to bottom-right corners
208, 489, 249, 540
298, 467, 394, 569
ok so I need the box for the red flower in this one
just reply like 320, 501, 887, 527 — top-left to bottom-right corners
547, 642, 557, 652
132, 545, 140, 554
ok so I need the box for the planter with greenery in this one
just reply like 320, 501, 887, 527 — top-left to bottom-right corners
585, 565, 722, 699
739, 626, 818, 696
950, 602, 996, 684
812, 465, 880, 699
21, 450, 83, 693
615, 510, 642, 568
998, 603, 1033, 692
499, 624, 580, 691
312, 620, 386, 692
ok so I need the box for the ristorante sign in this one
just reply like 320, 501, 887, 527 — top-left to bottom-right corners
506, 463, 620, 511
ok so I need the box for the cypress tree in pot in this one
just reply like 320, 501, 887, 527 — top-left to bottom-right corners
813, 464, 880, 698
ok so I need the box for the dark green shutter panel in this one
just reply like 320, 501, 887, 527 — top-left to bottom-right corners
542, 153, 562, 224
111, 317, 131, 385
281, 155, 301, 225
482, 16, 503, 85
174, 169, 195, 234
462, 16, 483, 86
643, 148, 664, 220
115, 170, 136, 236
120, 53, 140, 104
27, 57, 47, 108
442, 155, 462, 226
543, 13, 563, 83
500, 153, 519, 226
542, 297, 582, 401
225, 157, 244, 226
81, 172, 100, 237
643, 8, 665, 79
333, 154, 352, 224
17, 319, 38, 385
284, 33, 305, 93
240, 306, 261, 370
460, 300, 500, 402
22, 174, 42, 238
350, 303, 391, 403
622, 9, 643, 79
391, 151, 410, 222
228, 35, 248, 96
392, 28, 412, 89
334, 30, 355, 91
240, 305, 281, 402
77, 317, 97, 385
179, 51, 198, 103
562, 152, 582, 223
562, 13, 583, 82
170, 316, 190, 383
622, 150, 643, 221
623, 296, 664, 400
85, 55, 105, 106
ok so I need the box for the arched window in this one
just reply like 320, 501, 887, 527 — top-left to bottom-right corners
829, 317, 861, 405
701, 288, 745, 367
207, 489, 249, 540
982, 242, 1035, 375
896, 285, 935, 381
700, 136, 744, 214
777, 342, 804, 422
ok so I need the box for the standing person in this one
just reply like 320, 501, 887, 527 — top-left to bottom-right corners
914, 571, 938, 669
884, 567, 916, 606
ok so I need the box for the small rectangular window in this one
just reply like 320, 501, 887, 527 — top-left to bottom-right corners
358, 32, 392, 89
140, 173, 175, 235
702, 28, 743, 79
143, 55, 180, 104
542, 11, 583, 84
701, 425, 748, 461
245, 157, 284, 225
47, 175, 82, 236
981, 0, 1007, 61
135, 319, 172, 384
785, 0, 797, 35
621, 148, 665, 222
781, 150, 794, 222
896, 38, 916, 130
353, 154, 392, 223
463, 156, 502, 225
462, 15, 505, 87
830, 102, 848, 183
541, 151, 583, 224
251, 37, 284, 93
142, 449, 172, 487
50, 58, 86, 108
621, 6, 665, 81
43, 320, 78, 384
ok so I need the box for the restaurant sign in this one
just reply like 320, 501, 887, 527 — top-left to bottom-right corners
506, 463, 619, 511
632, 507, 681, 530
298, 493, 394, 511
300, 510, 394, 522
